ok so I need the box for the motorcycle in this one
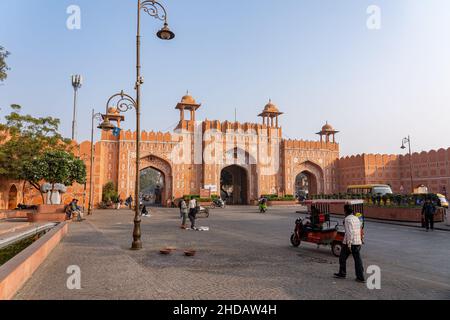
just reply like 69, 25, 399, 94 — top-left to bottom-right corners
259, 200, 268, 213
196, 206, 210, 218
259, 204, 268, 213
210, 198, 226, 209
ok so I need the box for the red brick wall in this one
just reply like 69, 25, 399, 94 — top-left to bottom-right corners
338, 148, 450, 196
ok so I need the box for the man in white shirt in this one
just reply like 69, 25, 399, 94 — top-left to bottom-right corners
334, 204, 365, 283
188, 198, 198, 230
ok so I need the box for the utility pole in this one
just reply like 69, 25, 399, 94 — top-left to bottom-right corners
401, 136, 414, 193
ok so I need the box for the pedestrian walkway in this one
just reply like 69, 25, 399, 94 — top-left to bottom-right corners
13, 208, 450, 300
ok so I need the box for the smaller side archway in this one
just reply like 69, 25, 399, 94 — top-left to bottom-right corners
140, 167, 165, 206
140, 155, 173, 206
293, 161, 324, 197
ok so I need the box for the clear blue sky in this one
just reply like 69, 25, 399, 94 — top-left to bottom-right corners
1, 0, 450, 156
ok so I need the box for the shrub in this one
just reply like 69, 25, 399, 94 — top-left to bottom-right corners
102, 182, 119, 203
183, 195, 200, 200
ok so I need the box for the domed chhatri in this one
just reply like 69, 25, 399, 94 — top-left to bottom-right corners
176, 91, 202, 122
317, 121, 339, 143
258, 99, 284, 128
264, 99, 280, 113
321, 122, 335, 132
181, 93, 197, 105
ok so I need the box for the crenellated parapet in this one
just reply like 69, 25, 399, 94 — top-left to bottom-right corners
282, 139, 340, 152
101, 129, 173, 143
338, 148, 450, 166
202, 119, 282, 136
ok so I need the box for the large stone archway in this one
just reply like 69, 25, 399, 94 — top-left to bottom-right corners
140, 155, 173, 206
293, 161, 324, 196
218, 148, 259, 204
221, 165, 249, 205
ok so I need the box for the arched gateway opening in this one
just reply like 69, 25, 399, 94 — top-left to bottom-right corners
8, 185, 18, 210
295, 172, 318, 199
140, 155, 173, 207
221, 165, 248, 205
140, 168, 165, 206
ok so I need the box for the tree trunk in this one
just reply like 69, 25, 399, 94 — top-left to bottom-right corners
28, 181, 45, 204
22, 181, 26, 204
50, 183, 55, 205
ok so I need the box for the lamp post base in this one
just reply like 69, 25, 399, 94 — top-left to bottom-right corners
131, 241, 143, 251
131, 219, 143, 250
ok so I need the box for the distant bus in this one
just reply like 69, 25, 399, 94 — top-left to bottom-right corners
347, 184, 393, 196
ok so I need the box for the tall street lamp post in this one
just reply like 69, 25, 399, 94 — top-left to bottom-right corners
71, 75, 83, 141
98, 0, 175, 251
401, 136, 414, 193
88, 110, 103, 216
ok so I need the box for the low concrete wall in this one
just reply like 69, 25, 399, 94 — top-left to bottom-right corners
27, 205, 67, 223
37, 205, 65, 214
365, 206, 445, 223
27, 212, 67, 223
0, 211, 31, 220
0, 222, 68, 300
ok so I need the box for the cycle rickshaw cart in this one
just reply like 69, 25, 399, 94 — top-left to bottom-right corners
290, 200, 365, 257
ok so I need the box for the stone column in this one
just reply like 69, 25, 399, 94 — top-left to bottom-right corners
180, 108, 184, 121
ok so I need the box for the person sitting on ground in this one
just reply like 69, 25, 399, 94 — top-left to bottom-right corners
69, 199, 83, 222
64, 204, 73, 220
141, 205, 151, 217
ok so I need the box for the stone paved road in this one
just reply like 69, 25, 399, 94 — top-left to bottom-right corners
15, 206, 450, 300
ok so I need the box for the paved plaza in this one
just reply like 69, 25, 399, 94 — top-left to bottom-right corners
14, 206, 450, 300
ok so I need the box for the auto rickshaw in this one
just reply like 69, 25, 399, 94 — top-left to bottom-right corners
290, 200, 365, 257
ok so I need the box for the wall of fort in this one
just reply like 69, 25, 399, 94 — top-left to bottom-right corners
338, 148, 450, 195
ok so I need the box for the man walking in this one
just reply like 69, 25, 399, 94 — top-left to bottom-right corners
180, 198, 188, 229
334, 205, 365, 283
188, 197, 198, 230
422, 197, 436, 231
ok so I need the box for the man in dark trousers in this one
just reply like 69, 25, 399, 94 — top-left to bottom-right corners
334, 205, 365, 283
188, 197, 198, 230
422, 197, 437, 231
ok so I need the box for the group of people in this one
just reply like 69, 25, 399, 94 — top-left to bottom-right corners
178, 197, 199, 230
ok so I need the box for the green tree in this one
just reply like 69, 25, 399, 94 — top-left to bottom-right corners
0, 105, 73, 202
0, 46, 9, 82
102, 181, 119, 204
25, 150, 86, 204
